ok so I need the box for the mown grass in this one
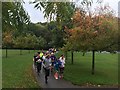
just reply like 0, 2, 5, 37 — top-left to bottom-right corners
56, 51, 118, 86
2, 50, 118, 88
2, 49, 40, 88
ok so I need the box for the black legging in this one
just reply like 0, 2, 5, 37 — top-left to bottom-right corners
44, 68, 50, 83
37, 63, 42, 73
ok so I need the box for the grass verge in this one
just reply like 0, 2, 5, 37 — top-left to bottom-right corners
2, 49, 40, 88
56, 51, 118, 87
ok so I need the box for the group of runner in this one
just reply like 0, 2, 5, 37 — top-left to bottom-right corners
33, 48, 65, 84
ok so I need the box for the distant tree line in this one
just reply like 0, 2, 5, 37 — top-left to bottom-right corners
2, 2, 74, 50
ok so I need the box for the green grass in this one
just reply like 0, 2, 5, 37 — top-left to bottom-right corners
59, 51, 118, 86
2, 50, 118, 88
2, 49, 40, 88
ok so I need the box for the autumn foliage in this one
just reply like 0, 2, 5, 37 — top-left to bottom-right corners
63, 5, 118, 52
2, 31, 13, 48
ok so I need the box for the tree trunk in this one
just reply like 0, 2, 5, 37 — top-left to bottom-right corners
65, 51, 67, 60
82, 52, 85, 56
6, 47, 8, 58
28, 49, 30, 53
71, 51, 74, 64
92, 50, 95, 75
20, 49, 22, 55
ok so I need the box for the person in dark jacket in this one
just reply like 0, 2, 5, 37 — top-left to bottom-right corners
36, 52, 42, 75
50, 53, 57, 72
33, 52, 38, 69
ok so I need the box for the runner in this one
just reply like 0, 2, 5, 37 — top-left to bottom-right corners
54, 58, 61, 79
59, 55, 65, 79
42, 54, 52, 84
40, 51, 43, 58
33, 52, 38, 69
41, 52, 46, 72
50, 52, 57, 72
36, 52, 42, 75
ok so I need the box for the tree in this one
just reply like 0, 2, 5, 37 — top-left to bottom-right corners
32, 1, 76, 48
2, 2, 30, 52
36, 36, 47, 50
32, 1, 75, 22
23, 34, 46, 51
2, 2, 30, 33
24, 34, 36, 53
13, 35, 26, 55
2, 31, 13, 57
63, 3, 118, 74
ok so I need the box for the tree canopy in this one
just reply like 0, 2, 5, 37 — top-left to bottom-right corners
63, 2, 119, 52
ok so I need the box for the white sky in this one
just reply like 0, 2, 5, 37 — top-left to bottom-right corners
23, 0, 120, 23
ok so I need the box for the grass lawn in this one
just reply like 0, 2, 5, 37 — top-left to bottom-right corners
56, 51, 118, 87
2, 49, 118, 88
2, 49, 40, 88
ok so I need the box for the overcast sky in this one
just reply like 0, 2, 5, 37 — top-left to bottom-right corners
23, 0, 120, 23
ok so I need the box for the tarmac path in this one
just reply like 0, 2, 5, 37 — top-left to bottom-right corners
33, 65, 81, 88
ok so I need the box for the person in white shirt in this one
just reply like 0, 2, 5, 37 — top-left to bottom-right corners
59, 54, 65, 78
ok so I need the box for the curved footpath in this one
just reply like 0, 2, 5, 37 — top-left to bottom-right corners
33, 65, 81, 88
32, 65, 118, 89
